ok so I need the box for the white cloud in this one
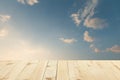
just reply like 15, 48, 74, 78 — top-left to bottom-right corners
106, 45, 120, 53
84, 31, 94, 42
71, 12, 81, 26
71, 0, 107, 29
59, 38, 77, 44
94, 48, 100, 53
17, 0, 39, 6
90, 44, 100, 53
89, 44, 94, 48
0, 27, 8, 38
84, 18, 108, 29
82, 0, 108, 29
71, 0, 98, 26
0, 15, 11, 23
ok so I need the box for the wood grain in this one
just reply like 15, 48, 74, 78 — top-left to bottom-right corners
0, 60, 119, 80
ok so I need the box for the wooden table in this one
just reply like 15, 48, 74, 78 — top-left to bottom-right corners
0, 60, 120, 80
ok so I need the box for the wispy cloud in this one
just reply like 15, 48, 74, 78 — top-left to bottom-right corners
59, 38, 77, 44
71, 0, 107, 29
71, 0, 98, 26
106, 45, 120, 53
71, 11, 81, 26
84, 31, 94, 42
90, 44, 120, 53
90, 44, 101, 53
0, 15, 11, 23
82, 0, 107, 29
0, 27, 8, 38
84, 18, 108, 29
17, 0, 39, 6
94, 48, 100, 53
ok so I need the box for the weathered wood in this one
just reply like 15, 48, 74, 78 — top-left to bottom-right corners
77, 61, 97, 80
96, 61, 119, 80
68, 60, 81, 80
0, 60, 119, 80
6, 61, 28, 80
0, 61, 12, 71
16, 61, 38, 80
0, 61, 17, 80
30, 60, 48, 80
57, 60, 69, 80
43, 60, 57, 80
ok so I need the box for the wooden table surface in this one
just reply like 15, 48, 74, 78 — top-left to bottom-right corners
0, 60, 120, 80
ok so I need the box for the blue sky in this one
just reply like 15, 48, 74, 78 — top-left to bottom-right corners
0, 0, 120, 60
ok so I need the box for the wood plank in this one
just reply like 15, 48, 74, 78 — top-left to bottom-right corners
111, 61, 120, 80
86, 61, 112, 80
30, 60, 48, 80
15, 61, 38, 80
96, 61, 119, 80
68, 60, 81, 80
108, 61, 120, 79
0, 61, 12, 71
6, 61, 28, 80
0, 61, 17, 80
111, 61, 120, 71
57, 60, 69, 80
43, 60, 57, 80
96, 61, 117, 80
77, 61, 98, 80
0, 60, 119, 80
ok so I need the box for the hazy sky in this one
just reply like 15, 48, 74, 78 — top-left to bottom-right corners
0, 0, 120, 60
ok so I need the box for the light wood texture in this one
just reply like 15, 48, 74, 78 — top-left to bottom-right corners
0, 60, 120, 80
57, 61, 69, 80
0, 61, 17, 80
16, 61, 38, 80
43, 60, 57, 80
31, 61, 48, 80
